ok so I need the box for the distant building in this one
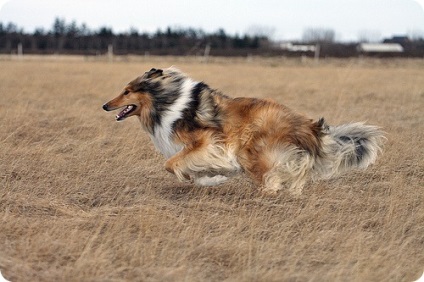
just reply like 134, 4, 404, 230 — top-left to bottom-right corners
357, 43, 404, 53
383, 36, 410, 45
280, 42, 316, 52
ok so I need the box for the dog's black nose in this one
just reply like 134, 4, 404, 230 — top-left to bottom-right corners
102, 104, 109, 111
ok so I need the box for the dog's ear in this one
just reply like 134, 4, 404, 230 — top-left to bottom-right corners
146, 68, 163, 79
127, 76, 146, 92
126, 69, 163, 92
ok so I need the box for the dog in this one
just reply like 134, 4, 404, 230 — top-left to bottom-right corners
102, 67, 385, 196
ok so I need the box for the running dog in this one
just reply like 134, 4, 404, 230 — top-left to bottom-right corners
102, 67, 384, 195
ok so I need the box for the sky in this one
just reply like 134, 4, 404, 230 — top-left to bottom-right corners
0, 0, 423, 42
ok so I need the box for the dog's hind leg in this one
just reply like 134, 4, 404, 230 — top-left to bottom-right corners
262, 161, 309, 196
242, 145, 312, 196
265, 148, 312, 196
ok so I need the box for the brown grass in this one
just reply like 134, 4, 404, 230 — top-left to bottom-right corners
0, 55, 423, 282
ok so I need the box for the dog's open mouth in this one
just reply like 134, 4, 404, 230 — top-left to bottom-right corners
116, 105, 136, 121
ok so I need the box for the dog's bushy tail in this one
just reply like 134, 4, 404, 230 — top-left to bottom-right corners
312, 120, 385, 180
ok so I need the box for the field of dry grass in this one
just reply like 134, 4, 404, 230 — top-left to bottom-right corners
0, 55, 423, 281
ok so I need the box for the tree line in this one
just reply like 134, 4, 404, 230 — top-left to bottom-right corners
1, 18, 423, 57
0, 18, 272, 56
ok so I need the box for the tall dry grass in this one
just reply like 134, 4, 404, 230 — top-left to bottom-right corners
0, 56, 423, 281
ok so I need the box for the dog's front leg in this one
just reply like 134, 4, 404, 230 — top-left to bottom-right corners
165, 153, 232, 186
164, 152, 192, 181
164, 147, 232, 183
164, 133, 239, 185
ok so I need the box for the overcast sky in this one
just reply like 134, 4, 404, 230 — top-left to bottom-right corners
0, 0, 423, 41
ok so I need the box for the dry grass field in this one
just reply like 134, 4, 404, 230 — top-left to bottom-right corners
0, 55, 423, 281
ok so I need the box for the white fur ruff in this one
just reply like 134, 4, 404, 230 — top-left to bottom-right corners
150, 79, 195, 158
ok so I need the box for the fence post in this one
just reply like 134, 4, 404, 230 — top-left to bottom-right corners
17, 43, 23, 59
203, 43, 211, 63
314, 44, 320, 63
108, 44, 113, 62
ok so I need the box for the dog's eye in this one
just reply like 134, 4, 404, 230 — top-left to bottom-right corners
123, 90, 129, 95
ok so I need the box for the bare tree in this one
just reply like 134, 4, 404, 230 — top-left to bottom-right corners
246, 24, 276, 39
357, 29, 381, 43
408, 29, 424, 41
302, 27, 335, 43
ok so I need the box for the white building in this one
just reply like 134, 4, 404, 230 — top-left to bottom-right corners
357, 43, 404, 53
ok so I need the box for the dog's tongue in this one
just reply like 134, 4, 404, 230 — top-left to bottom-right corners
116, 105, 134, 121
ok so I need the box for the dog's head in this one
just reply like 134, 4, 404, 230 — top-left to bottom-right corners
102, 68, 165, 123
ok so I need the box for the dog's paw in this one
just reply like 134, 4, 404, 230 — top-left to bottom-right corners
288, 184, 304, 198
259, 188, 280, 197
164, 160, 190, 181
194, 175, 228, 186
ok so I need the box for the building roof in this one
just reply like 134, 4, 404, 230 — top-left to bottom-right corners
357, 43, 404, 53
280, 42, 316, 52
